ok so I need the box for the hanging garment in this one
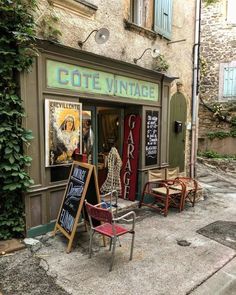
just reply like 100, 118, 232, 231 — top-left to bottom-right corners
100, 147, 122, 195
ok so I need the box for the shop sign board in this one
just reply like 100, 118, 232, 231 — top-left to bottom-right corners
121, 114, 141, 201
47, 60, 159, 102
53, 162, 100, 253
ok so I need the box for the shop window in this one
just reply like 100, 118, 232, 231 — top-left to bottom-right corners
227, 0, 236, 24
50, 166, 71, 182
154, 0, 173, 40
219, 61, 236, 101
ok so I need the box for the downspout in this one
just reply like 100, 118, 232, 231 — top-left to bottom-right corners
190, 0, 201, 178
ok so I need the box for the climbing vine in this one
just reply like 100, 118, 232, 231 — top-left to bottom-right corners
0, 0, 36, 239
37, 0, 62, 42
203, 0, 219, 5
152, 54, 169, 73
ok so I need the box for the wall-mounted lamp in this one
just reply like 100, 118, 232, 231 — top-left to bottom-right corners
78, 28, 110, 49
167, 39, 186, 45
133, 48, 160, 64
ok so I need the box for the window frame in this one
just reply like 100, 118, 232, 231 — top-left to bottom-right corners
227, 0, 236, 24
219, 61, 236, 101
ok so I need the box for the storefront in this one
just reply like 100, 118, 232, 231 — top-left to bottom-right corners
22, 40, 175, 237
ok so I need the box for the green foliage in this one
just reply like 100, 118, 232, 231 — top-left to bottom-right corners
204, 0, 219, 5
38, 1, 62, 42
207, 130, 236, 139
198, 150, 236, 160
0, 0, 36, 239
153, 54, 169, 73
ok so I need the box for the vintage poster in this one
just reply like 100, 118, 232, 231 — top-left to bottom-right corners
45, 99, 82, 167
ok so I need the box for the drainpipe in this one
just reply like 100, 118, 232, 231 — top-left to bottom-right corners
190, 0, 201, 178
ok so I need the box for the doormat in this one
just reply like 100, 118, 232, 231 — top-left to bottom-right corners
197, 221, 236, 250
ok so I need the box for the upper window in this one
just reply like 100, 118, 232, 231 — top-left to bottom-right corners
130, 0, 173, 40
130, 0, 151, 28
223, 66, 236, 99
227, 0, 236, 24
219, 62, 236, 101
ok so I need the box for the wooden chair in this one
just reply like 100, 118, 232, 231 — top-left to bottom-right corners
85, 200, 136, 271
175, 177, 199, 210
139, 179, 186, 217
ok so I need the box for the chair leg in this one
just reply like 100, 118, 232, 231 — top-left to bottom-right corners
109, 238, 112, 251
139, 191, 145, 208
129, 232, 135, 261
164, 196, 169, 217
109, 236, 117, 272
192, 192, 196, 207
89, 230, 94, 258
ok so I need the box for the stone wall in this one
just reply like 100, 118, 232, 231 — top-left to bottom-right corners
199, 0, 236, 145
200, 0, 236, 102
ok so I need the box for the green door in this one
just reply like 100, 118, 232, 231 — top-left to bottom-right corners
168, 92, 187, 172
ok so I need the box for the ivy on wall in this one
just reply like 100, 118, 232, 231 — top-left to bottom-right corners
37, 0, 62, 42
0, 0, 36, 239
203, 0, 219, 5
152, 54, 169, 73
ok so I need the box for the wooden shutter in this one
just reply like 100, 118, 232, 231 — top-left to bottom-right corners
154, 0, 173, 39
223, 67, 236, 98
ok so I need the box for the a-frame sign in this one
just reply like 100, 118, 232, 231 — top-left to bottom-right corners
53, 162, 101, 253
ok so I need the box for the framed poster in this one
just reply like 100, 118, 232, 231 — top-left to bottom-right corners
45, 99, 82, 167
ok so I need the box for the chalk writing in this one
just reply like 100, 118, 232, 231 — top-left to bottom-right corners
145, 111, 159, 166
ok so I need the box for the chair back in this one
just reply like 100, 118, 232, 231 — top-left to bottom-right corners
148, 169, 165, 182
85, 201, 113, 225
165, 167, 179, 180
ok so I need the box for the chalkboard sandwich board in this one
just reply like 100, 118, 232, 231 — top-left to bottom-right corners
53, 161, 101, 253
145, 110, 159, 166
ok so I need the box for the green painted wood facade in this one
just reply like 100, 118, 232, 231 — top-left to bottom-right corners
168, 92, 187, 172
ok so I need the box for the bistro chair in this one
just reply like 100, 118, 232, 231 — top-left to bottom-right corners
85, 200, 136, 271
139, 178, 186, 217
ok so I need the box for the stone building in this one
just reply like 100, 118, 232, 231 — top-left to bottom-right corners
21, 0, 199, 236
198, 0, 236, 155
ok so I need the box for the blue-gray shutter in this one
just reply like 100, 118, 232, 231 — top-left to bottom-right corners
154, 0, 173, 40
223, 67, 236, 98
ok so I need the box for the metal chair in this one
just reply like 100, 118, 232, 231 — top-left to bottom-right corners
85, 200, 136, 271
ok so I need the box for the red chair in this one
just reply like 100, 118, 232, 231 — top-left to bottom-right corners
85, 200, 136, 271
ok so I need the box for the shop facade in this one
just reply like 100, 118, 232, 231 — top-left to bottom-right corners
21, 40, 175, 237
